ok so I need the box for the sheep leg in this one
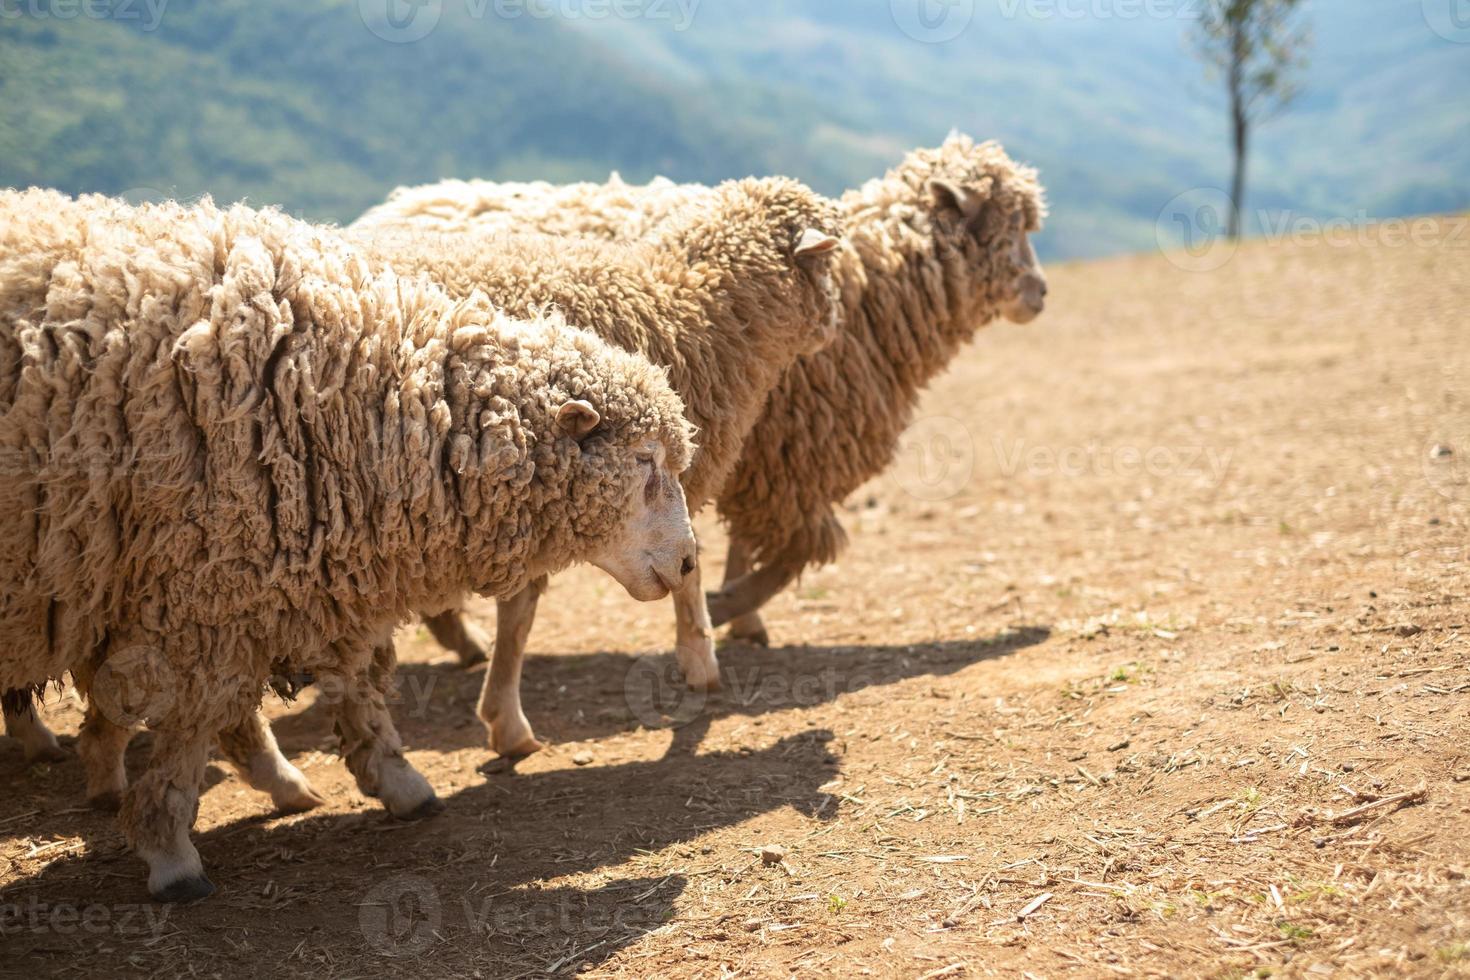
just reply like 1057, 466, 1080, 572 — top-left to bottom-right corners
79, 698, 135, 811
476, 575, 548, 757
718, 538, 770, 647
3, 699, 68, 764
216, 708, 325, 814
423, 605, 492, 668
328, 642, 443, 820
672, 556, 721, 691
120, 721, 216, 903
706, 548, 804, 636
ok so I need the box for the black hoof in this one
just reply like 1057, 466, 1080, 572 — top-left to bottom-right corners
27, 745, 70, 765
152, 874, 216, 904
398, 794, 446, 822
88, 790, 122, 813
458, 650, 488, 668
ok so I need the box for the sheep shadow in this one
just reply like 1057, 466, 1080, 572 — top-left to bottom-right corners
266, 624, 1051, 760
1, 729, 837, 976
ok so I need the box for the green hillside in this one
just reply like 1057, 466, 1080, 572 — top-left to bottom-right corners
0, 0, 800, 222
1, 0, 1466, 258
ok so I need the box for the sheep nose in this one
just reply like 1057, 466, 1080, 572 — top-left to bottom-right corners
680, 555, 696, 578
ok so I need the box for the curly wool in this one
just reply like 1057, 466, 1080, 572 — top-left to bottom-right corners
719, 136, 1046, 568
353, 135, 1045, 570
352, 172, 705, 243
0, 188, 692, 703
351, 176, 842, 513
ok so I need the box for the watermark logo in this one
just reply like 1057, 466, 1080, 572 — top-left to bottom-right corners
1424, 439, 1466, 503
359, 0, 442, 42
359, 874, 442, 956
0, 897, 171, 937
0, 0, 169, 32
89, 644, 177, 727
892, 416, 975, 501
623, 653, 709, 729
994, 437, 1234, 487
890, 0, 974, 43
1156, 187, 1238, 272
1423, 0, 1470, 43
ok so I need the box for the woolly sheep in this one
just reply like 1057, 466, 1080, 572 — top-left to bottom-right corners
53, 176, 842, 803
355, 135, 1047, 647
349, 176, 843, 756
0, 189, 697, 901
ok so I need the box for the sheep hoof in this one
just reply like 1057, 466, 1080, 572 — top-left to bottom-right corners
686, 670, 722, 694
25, 743, 70, 765
495, 734, 544, 759
88, 790, 123, 812
730, 626, 770, 648
397, 794, 446, 822
274, 785, 327, 815
456, 621, 492, 667
151, 874, 216, 904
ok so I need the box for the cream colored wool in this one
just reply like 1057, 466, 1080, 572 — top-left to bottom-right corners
356, 135, 1047, 610
352, 172, 705, 242
348, 176, 843, 752
0, 188, 693, 895
351, 176, 842, 513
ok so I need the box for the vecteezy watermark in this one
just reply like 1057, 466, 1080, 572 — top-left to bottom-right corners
623, 652, 709, 729
359, 874, 442, 957
358, 875, 677, 951
0, 0, 168, 31
993, 437, 1234, 487
623, 655, 883, 730
0, 897, 171, 937
891, 416, 976, 502
1422, 0, 1470, 43
1155, 187, 1239, 273
1254, 211, 1470, 251
995, 0, 1203, 20
88, 644, 178, 728
1157, 190, 1470, 272
358, 0, 441, 42
1424, 438, 1467, 503
359, 0, 699, 43
890, 0, 975, 43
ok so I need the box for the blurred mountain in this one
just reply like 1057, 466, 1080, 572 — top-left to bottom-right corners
1, 0, 1465, 258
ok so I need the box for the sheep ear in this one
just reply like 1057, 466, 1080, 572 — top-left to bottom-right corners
928, 179, 981, 219
556, 400, 601, 440
794, 228, 839, 259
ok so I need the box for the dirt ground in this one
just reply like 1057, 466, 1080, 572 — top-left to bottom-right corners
3, 218, 1467, 978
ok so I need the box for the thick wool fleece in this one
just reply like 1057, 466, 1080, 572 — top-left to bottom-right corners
0, 188, 692, 706
351, 176, 842, 513
352, 172, 705, 242
719, 136, 1046, 568
355, 136, 1045, 571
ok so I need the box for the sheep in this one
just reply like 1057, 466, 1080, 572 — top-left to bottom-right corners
0, 188, 698, 902
2, 691, 67, 763
353, 172, 704, 243
355, 134, 1047, 647
347, 176, 843, 757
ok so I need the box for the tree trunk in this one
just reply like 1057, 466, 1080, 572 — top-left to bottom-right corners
1227, 24, 1249, 240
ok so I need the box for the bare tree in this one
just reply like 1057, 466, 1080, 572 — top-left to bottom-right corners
1195, 0, 1310, 239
